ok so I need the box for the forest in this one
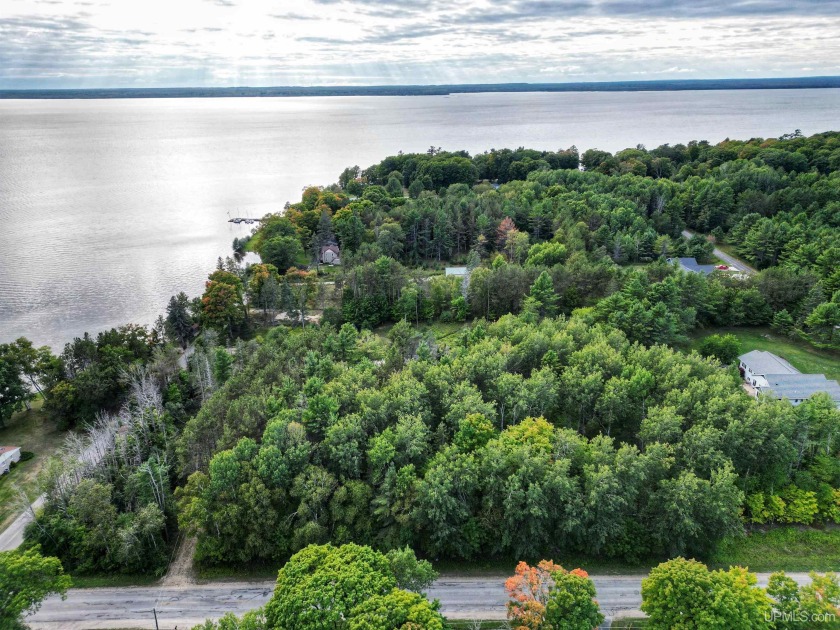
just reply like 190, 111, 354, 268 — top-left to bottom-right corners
6, 77, 840, 99
2, 130, 837, 586
175, 314, 838, 566
240, 132, 838, 347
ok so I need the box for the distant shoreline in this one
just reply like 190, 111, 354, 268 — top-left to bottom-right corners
2, 76, 840, 99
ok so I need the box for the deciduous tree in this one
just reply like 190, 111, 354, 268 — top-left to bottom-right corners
0, 546, 71, 628
641, 558, 771, 629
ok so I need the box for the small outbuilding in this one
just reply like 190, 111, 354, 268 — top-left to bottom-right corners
0, 446, 21, 475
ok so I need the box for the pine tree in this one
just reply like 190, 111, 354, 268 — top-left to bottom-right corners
212, 348, 233, 385
165, 292, 194, 349
797, 284, 825, 327
528, 271, 559, 318
771, 309, 795, 336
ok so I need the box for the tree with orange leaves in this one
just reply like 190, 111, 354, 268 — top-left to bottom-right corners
505, 560, 604, 630
496, 216, 517, 250
505, 560, 560, 629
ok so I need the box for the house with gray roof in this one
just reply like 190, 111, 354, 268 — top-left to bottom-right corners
739, 350, 840, 407
738, 350, 798, 387
758, 373, 840, 407
320, 244, 340, 265
667, 257, 718, 275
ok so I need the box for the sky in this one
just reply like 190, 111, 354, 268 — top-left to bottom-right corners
1, 0, 839, 89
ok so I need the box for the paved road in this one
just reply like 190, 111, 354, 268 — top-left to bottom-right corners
681, 229, 757, 275
26, 573, 813, 629
1, 432, 109, 551
0, 495, 44, 551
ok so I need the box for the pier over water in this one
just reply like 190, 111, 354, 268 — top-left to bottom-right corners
228, 217, 262, 225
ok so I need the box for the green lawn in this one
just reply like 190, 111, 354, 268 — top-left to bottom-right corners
374, 320, 469, 343
436, 527, 840, 578
435, 554, 655, 577
196, 561, 280, 582
69, 573, 161, 588
611, 618, 650, 629
689, 327, 840, 382
450, 615, 648, 628
0, 399, 67, 531
708, 527, 840, 573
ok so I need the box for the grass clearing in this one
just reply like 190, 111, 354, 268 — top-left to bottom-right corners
437, 528, 840, 578
426, 321, 469, 341
0, 399, 67, 531
69, 573, 161, 588
196, 561, 280, 582
611, 618, 649, 628
374, 320, 469, 343
708, 527, 840, 573
435, 554, 656, 577
688, 327, 840, 382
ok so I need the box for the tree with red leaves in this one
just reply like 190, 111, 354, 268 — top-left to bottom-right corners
496, 216, 517, 250
505, 560, 604, 630
505, 560, 560, 628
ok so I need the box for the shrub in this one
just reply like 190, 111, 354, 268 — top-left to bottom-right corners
698, 333, 741, 365
780, 486, 819, 525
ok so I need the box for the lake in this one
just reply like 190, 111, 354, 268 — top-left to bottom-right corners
1, 89, 839, 349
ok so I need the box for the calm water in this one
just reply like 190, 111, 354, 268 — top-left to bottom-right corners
1, 89, 839, 349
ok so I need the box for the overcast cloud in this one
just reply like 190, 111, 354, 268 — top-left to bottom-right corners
1, 0, 838, 88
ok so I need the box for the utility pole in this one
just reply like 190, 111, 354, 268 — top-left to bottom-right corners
153, 608, 159, 630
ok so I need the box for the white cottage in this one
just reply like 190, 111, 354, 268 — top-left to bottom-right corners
0, 446, 21, 475
320, 244, 341, 265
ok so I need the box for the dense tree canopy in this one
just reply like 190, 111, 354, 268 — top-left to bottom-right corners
263, 543, 444, 630
641, 557, 773, 629
176, 313, 839, 567
16, 132, 840, 605
234, 131, 839, 351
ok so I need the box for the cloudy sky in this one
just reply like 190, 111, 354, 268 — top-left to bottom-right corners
1, 0, 839, 88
